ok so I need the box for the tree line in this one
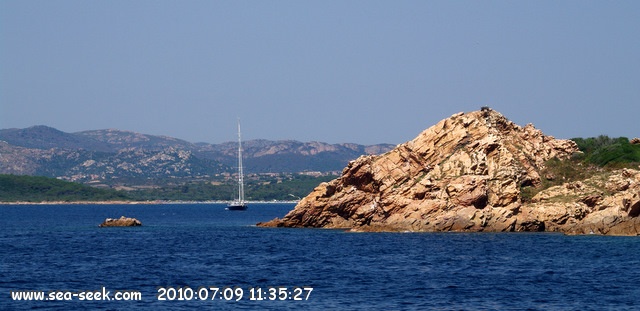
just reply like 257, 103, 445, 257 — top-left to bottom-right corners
0, 173, 336, 202
0, 174, 130, 202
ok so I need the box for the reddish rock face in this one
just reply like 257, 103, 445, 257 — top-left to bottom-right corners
258, 109, 640, 236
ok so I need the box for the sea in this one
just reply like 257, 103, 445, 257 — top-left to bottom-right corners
1, 203, 639, 311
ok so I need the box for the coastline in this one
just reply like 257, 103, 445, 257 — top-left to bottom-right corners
0, 200, 300, 205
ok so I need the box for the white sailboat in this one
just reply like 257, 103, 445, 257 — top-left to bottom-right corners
227, 119, 248, 210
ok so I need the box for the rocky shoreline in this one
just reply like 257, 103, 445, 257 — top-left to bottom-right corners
258, 109, 640, 236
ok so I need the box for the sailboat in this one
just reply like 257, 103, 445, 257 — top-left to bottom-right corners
227, 119, 248, 210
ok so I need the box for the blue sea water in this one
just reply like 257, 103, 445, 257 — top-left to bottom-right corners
1, 203, 639, 310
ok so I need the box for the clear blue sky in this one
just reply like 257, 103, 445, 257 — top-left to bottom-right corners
1, 1, 638, 145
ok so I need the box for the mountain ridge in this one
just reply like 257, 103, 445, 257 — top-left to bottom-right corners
0, 125, 394, 185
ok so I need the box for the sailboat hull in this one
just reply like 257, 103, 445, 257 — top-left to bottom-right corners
226, 203, 248, 211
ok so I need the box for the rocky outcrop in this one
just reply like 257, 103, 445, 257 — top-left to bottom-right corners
258, 109, 640, 236
525, 169, 640, 235
99, 216, 142, 227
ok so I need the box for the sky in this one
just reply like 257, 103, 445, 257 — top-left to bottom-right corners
1, 1, 639, 145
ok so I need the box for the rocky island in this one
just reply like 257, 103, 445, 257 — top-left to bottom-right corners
99, 216, 142, 227
258, 108, 640, 235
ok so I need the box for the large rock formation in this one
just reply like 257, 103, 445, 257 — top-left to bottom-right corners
258, 109, 640, 235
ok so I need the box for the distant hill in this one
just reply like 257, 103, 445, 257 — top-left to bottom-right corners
0, 126, 112, 151
76, 129, 196, 151
0, 126, 394, 186
1, 126, 196, 152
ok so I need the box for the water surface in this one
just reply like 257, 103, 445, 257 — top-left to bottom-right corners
1, 203, 639, 310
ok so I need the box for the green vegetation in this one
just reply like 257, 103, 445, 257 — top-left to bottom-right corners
0, 174, 131, 202
246, 174, 335, 201
572, 136, 640, 167
127, 174, 337, 201
0, 173, 337, 202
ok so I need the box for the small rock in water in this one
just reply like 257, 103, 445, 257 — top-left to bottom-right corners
99, 216, 142, 227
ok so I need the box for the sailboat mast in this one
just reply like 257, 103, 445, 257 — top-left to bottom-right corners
226, 119, 248, 210
237, 119, 245, 203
